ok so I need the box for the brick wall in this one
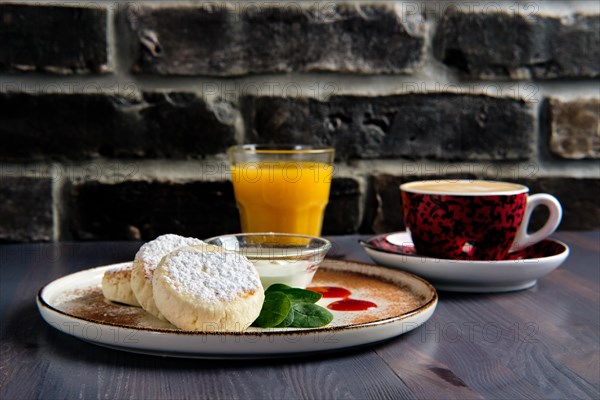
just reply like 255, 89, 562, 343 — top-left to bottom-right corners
0, 1, 598, 242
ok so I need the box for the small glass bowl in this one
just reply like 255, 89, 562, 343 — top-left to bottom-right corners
205, 233, 331, 289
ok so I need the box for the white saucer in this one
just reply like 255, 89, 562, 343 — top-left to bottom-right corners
361, 232, 570, 293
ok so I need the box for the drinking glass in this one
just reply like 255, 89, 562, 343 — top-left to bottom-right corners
228, 144, 335, 236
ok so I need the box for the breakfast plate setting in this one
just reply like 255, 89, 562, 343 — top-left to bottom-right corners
36, 177, 570, 357
360, 231, 570, 293
37, 257, 437, 359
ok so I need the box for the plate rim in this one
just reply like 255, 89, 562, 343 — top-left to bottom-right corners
38, 259, 439, 336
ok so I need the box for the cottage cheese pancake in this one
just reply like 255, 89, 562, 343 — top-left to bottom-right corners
153, 245, 264, 332
131, 234, 205, 320
101, 263, 140, 307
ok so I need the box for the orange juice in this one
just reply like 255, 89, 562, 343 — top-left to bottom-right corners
231, 161, 333, 235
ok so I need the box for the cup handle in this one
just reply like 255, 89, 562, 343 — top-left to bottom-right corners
510, 193, 562, 252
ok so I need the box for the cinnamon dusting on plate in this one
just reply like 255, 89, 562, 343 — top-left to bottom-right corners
312, 269, 425, 325
56, 286, 176, 330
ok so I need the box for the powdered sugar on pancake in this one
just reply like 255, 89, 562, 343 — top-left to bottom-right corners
135, 234, 205, 280
161, 247, 261, 302
106, 263, 132, 273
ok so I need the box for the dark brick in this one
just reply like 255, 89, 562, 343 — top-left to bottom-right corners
0, 92, 236, 160
547, 98, 600, 159
68, 180, 241, 240
371, 174, 405, 234
522, 178, 600, 230
323, 178, 361, 235
0, 4, 109, 74
128, 3, 425, 76
68, 177, 361, 240
0, 176, 53, 242
141, 92, 237, 157
434, 12, 600, 80
242, 94, 534, 161
0, 92, 139, 160
371, 175, 600, 234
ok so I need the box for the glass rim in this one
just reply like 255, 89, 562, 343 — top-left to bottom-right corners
205, 232, 332, 248
228, 144, 335, 155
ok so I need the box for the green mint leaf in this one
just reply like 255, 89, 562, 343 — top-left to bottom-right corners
289, 303, 333, 328
265, 283, 293, 293
252, 292, 291, 328
276, 307, 295, 327
255, 286, 331, 329
278, 288, 322, 304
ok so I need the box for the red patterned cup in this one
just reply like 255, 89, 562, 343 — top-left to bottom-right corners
400, 180, 562, 260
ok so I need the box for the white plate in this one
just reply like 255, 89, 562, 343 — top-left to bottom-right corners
361, 233, 569, 293
37, 259, 437, 359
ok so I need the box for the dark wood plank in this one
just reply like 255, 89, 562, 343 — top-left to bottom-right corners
1, 233, 599, 399
376, 304, 547, 399
1, 310, 413, 399
374, 338, 485, 400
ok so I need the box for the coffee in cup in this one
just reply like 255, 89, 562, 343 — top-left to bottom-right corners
400, 180, 562, 260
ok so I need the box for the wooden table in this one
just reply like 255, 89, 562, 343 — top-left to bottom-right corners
1, 231, 598, 399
